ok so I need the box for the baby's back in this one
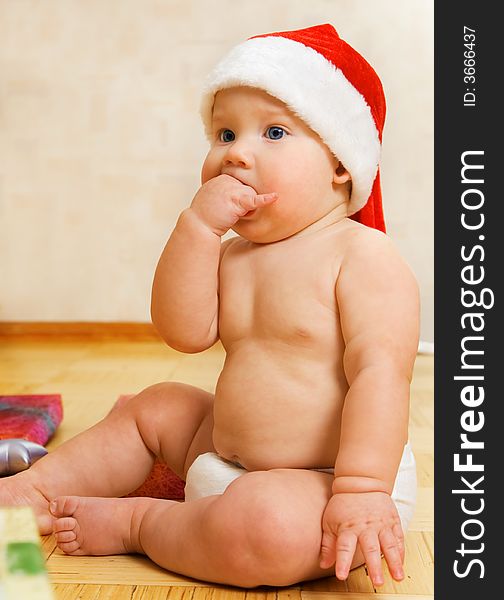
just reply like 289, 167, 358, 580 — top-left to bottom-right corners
213, 218, 369, 471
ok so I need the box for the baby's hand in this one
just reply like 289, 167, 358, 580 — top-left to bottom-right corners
319, 491, 405, 587
189, 174, 278, 236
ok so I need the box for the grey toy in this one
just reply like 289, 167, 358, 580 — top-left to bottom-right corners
0, 438, 48, 476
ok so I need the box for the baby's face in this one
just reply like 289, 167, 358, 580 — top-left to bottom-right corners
201, 87, 348, 243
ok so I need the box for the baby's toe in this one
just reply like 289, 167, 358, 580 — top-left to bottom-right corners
54, 529, 77, 544
53, 516, 78, 534
57, 539, 83, 555
50, 495, 80, 518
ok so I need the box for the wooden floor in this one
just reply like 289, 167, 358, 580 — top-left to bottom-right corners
0, 335, 434, 599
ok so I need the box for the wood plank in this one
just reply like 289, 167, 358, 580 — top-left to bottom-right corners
53, 584, 212, 599
300, 576, 349, 593
55, 586, 301, 600
372, 532, 433, 596
408, 487, 434, 531
300, 532, 433, 595
41, 533, 58, 559
47, 551, 211, 587
0, 321, 163, 340
277, 591, 303, 600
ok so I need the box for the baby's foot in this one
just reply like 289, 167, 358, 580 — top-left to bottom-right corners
50, 495, 163, 556
0, 474, 53, 534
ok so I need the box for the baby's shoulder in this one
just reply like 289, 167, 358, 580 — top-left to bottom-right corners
337, 221, 416, 283
333, 219, 393, 258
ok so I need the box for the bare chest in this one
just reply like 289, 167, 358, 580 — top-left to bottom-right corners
218, 237, 342, 347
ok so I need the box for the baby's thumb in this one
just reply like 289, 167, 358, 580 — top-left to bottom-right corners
319, 530, 337, 569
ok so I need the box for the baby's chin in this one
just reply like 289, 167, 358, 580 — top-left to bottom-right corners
232, 216, 304, 244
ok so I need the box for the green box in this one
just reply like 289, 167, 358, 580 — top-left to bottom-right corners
7, 543, 46, 576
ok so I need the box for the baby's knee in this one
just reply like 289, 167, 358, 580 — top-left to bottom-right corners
212, 473, 315, 586
119, 382, 211, 452
127, 382, 211, 421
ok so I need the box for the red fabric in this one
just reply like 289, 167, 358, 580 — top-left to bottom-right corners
351, 170, 386, 233
125, 460, 185, 501
252, 24, 386, 233
253, 24, 386, 139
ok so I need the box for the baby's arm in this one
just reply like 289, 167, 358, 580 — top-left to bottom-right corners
151, 174, 277, 352
334, 230, 419, 491
320, 229, 420, 584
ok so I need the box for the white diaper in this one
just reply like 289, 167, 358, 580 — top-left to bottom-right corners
185, 442, 417, 532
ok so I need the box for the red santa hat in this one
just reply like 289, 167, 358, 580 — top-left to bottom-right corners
200, 23, 386, 232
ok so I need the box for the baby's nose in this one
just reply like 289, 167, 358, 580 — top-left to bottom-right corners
223, 141, 254, 168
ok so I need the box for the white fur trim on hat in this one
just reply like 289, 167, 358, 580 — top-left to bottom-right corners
200, 36, 381, 216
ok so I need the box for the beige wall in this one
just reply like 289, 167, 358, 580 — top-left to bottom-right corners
0, 0, 433, 341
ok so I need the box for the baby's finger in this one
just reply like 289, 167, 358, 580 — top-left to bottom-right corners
379, 528, 404, 581
254, 192, 278, 206
319, 529, 337, 569
392, 522, 405, 563
334, 531, 357, 580
359, 530, 384, 586
234, 192, 277, 213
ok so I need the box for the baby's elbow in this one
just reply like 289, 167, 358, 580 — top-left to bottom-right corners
151, 300, 219, 353
151, 318, 217, 354
169, 337, 217, 354
155, 333, 216, 354
150, 299, 164, 333
150, 309, 169, 345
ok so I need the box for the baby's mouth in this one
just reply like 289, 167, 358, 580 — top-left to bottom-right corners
223, 171, 255, 189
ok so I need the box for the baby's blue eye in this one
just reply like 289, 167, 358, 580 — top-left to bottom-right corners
266, 126, 285, 140
220, 129, 235, 142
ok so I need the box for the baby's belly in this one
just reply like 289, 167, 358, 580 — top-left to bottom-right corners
212, 342, 348, 471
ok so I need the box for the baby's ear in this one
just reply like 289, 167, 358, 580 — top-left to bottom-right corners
333, 161, 351, 185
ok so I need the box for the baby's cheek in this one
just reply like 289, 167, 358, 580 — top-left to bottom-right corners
268, 195, 303, 225
279, 166, 309, 192
200, 155, 219, 184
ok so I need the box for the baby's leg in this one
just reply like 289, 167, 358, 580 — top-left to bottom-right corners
0, 382, 215, 533
52, 469, 348, 588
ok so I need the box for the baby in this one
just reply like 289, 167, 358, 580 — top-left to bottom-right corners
0, 24, 419, 588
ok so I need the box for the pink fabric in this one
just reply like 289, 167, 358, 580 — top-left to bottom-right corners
0, 394, 63, 445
